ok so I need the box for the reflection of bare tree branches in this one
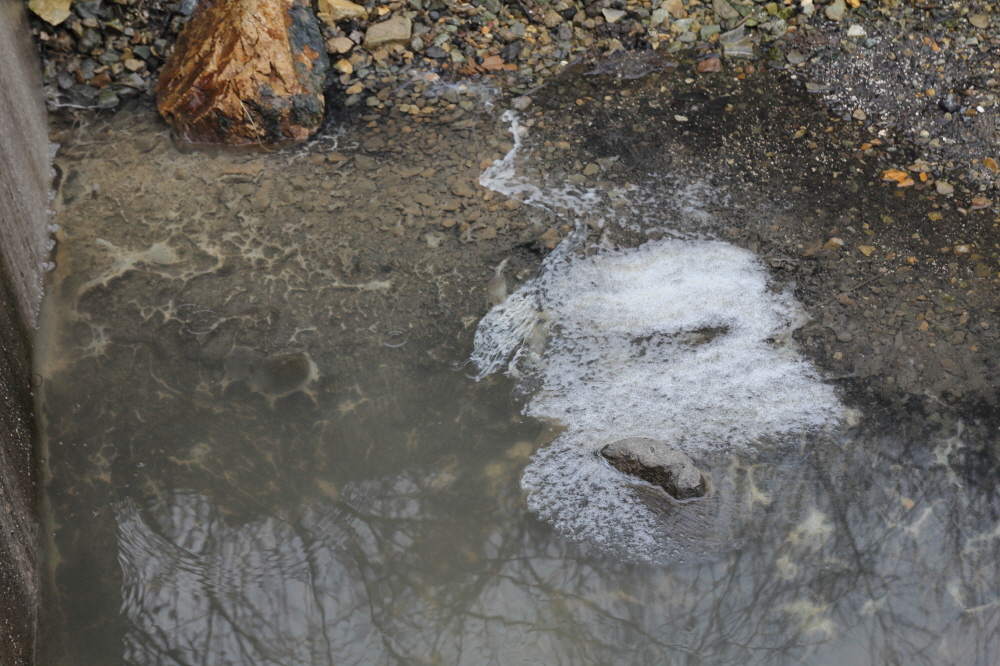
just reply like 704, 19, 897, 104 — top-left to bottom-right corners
105, 420, 1000, 666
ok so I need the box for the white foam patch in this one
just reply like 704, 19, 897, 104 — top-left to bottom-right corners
480, 111, 602, 216
472, 239, 842, 562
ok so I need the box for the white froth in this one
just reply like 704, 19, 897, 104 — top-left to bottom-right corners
479, 111, 602, 216
472, 239, 842, 562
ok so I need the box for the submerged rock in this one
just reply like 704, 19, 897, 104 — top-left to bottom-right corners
156, 0, 329, 148
600, 438, 707, 500
224, 348, 316, 399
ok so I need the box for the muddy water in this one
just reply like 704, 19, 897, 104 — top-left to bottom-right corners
36, 69, 1000, 666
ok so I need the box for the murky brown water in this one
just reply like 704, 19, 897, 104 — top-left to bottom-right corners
35, 92, 1000, 666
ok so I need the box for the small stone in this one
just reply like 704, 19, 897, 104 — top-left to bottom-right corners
542, 10, 563, 27
697, 56, 722, 73
327, 36, 355, 54
28, 0, 72, 25
317, 0, 367, 25
712, 0, 739, 20
825, 0, 846, 21
700, 24, 721, 40
600, 438, 706, 500
96, 88, 119, 108
969, 14, 989, 29
939, 93, 961, 113
852, 109, 867, 121
354, 154, 376, 169
451, 180, 475, 198
333, 58, 353, 75
364, 16, 412, 47
345, 82, 363, 94
663, 0, 685, 18
123, 58, 145, 72
511, 96, 532, 111
249, 180, 272, 211
836, 330, 853, 343
935, 180, 954, 196
846, 24, 865, 37
583, 163, 600, 177
601, 8, 625, 23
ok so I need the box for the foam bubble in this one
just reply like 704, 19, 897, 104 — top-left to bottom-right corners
473, 239, 843, 562
479, 111, 602, 216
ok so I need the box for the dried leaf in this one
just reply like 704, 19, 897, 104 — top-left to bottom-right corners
880, 168, 909, 182
985, 157, 999, 172
927, 211, 943, 221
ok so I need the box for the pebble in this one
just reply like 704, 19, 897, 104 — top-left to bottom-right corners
601, 8, 625, 24
935, 181, 954, 196
825, 0, 847, 21
697, 57, 722, 73
969, 14, 989, 29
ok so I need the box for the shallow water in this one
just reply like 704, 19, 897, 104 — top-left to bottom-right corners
35, 96, 1000, 666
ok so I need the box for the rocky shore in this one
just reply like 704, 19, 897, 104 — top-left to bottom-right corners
27, 0, 997, 176
32, 0, 1000, 439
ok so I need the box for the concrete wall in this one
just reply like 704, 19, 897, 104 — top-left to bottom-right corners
0, 0, 50, 664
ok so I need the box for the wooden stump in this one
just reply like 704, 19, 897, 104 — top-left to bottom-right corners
156, 0, 329, 148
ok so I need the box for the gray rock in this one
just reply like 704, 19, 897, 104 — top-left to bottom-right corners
825, 0, 846, 21
364, 16, 412, 48
713, 0, 739, 20
600, 437, 706, 500
96, 89, 120, 108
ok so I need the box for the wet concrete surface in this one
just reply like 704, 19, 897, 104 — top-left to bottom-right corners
0, 0, 52, 662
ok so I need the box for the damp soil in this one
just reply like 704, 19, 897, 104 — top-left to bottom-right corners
523, 58, 1000, 438
34, 59, 1000, 665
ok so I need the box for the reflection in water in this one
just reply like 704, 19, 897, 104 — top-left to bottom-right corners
110, 421, 1000, 666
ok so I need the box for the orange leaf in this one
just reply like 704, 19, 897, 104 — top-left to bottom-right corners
881, 168, 908, 182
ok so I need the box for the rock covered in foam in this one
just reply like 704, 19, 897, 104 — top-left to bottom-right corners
600, 437, 706, 500
473, 237, 844, 563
